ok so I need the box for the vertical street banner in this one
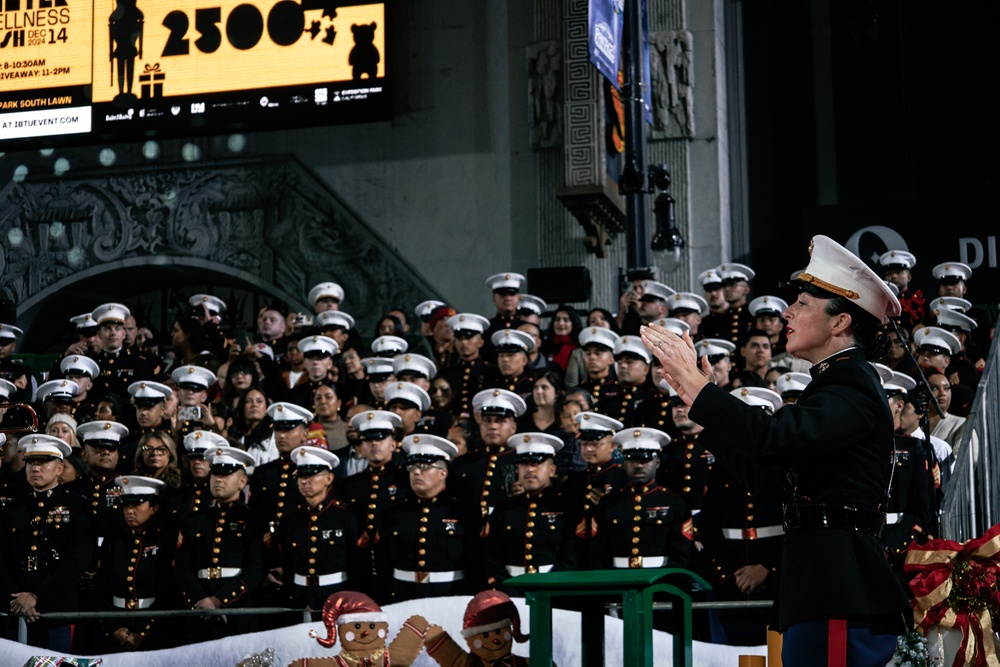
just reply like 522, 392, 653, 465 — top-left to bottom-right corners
588, 0, 622, 89
640, 0, 652, 124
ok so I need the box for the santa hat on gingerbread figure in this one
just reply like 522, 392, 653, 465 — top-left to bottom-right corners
310, 591, 389, 648
460, 590, 529, 644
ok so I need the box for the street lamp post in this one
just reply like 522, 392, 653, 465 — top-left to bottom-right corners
619, 0, 649, 270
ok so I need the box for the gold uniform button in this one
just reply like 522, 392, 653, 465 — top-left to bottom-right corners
418, 537, 427, 544
525, 531, 534, 538
632, 548, 640, 555
632, 526, 640, 533
632, 537, 640, 544
418, 560, 426, 567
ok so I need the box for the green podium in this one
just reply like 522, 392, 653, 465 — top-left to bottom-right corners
506, 568, 709, 667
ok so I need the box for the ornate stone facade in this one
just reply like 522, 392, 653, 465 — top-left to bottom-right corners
0, 156, 440, 335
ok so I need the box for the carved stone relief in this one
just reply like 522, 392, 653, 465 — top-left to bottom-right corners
527, 39, 564, 149
0, 156, 440, 330
649, 30, 695, 139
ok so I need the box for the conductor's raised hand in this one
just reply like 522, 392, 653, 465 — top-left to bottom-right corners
639, 324, 712, 406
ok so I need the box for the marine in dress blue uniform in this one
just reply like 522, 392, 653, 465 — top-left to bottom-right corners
249, 402, 313, 525
450, 389, 526, 517
374, 434, 483, 603
575, 327, 622, 411
275, 446, 367, 609
175, 430, 227, 520
878, 370, 935, 588
642, 235, 910, 667
94, 476, 180, 652
0, 435, 94, 651
654, 381, 714, 513
562, 412, 628, 569
77, 420, 131, 549
90, 303, 154, 403
598, 335, 655, 425
480, 329, 536, 399
696, 387, 786, 646
338, 410, 409, 552
439, 313, 492, 414
175, 446, 266, 641
591, 427, 694, 570
484, 433, 576, 593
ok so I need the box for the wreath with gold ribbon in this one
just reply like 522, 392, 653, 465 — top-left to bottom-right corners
905, 523, 1000, 667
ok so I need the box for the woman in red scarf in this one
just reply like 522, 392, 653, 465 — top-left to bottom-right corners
542, 305, 582, 371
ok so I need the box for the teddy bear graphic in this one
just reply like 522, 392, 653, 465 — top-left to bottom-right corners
349, 22, 380, 80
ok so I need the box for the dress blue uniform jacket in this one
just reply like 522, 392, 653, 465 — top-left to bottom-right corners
689, 347, 909, 630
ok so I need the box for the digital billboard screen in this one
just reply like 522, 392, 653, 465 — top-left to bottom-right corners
0, 0, 388, 147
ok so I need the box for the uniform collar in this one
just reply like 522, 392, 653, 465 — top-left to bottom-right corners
588, 459, 617, 474
631, 481, 658, 495
809, 346, 862, 378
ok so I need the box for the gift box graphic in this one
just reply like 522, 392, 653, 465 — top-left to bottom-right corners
139, 63, 165, 99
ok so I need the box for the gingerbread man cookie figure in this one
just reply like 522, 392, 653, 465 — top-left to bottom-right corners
423, 590, 530, 667
289, 591, 426, 667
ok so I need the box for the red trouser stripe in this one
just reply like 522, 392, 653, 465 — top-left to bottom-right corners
828, 617, 848, 667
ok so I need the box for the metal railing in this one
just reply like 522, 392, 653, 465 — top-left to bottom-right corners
3, 601, 776, 645
940, 317, 1000, 542
1, 607, 311, 645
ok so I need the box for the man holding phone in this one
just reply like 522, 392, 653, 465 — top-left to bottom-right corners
171, 364, 220, 435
